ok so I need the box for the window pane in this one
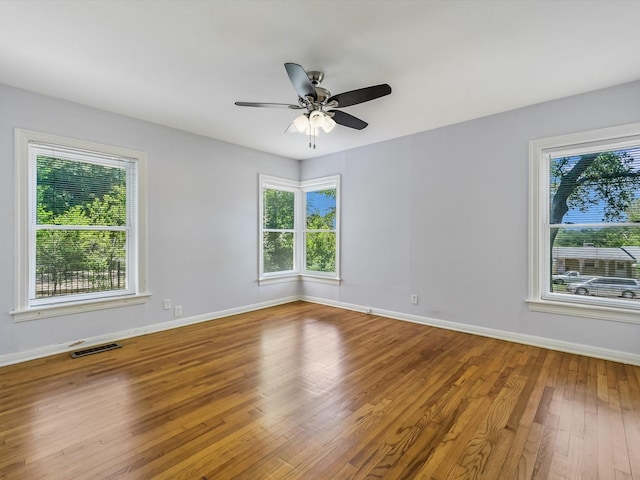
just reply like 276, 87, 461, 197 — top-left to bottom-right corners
37, 156, 126, 226
35, 230, 127, 298
551, 226, 640, 300
305, 231, 336, 272
549, 147, 640, 225
306, 189, 336, 229
263, 189, 294, 229
263, 232, 294, 273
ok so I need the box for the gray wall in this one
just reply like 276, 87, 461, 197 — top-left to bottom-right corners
0, 84, 300, 357
301, 80, 640, 357
2, 80, 640, 361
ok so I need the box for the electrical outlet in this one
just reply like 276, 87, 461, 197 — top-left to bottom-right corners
411, 294, 419, 305
163, 299, 171, 310
174, 305, 182, 317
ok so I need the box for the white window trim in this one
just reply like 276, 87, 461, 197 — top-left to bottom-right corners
258, 174, 341, 286
528, 122, 640, 324
11, 129, 149, 322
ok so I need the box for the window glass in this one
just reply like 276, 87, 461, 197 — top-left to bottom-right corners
549, 145, 640, 303
305, 231, 336, 272
263, 232, 294, 273
306, 190, 336, 229
34, 155, 130, 300
261, 187, 296, 274
305, 189, 337, 273
259, 175, 340, 282
27, 140, 139, 307
263, 189, 294, 230
35, 230, 127, 298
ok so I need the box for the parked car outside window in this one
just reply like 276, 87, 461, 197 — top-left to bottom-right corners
551, 270, 592, 284
565, 277, 640, 298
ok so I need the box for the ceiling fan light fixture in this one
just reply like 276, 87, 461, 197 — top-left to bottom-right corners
322, 115, 336, 133
309, 110, 324, 130
292, 114, 310, 133
309, 110, 336, 134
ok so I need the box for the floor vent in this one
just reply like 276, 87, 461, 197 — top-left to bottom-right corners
70, 343, 122, 358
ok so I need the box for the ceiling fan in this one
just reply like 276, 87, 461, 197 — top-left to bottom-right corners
235, 62, 392, 148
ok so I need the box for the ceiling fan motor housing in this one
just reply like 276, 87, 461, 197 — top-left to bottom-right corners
313, 87, 331, 104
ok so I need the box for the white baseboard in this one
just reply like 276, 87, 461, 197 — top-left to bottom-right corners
2, 295, 639, 367
0, 296, 301, 367
302, 296, 640, 366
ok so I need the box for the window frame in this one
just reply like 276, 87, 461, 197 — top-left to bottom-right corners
259, 174, 340, 286
259, 176, 300, 280
528, 122, 640, 324
12, 129, 149, 321
301, 176, 340, 279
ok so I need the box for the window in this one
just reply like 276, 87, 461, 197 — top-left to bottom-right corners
303, 178, 338, 275
261, 177, 298, 275
259, 175, 340, 284
13, 130, 148, 321
529, 122, 640, 323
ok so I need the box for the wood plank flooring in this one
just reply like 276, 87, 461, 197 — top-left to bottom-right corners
1, 301, 639, 479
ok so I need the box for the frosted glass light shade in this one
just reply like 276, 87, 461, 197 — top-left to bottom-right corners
290, 111, 335, 136
293, 114, 310, 133
322, 115, 336, 133
309, 111, 324, 129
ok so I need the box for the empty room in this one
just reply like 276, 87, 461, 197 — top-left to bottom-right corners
1, 1, 640, 479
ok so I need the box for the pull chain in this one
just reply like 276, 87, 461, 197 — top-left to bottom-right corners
308, 127, 317, 149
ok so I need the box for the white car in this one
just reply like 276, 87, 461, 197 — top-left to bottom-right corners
552, 270, 590, 284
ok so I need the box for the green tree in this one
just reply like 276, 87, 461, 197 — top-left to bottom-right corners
305, 189, 336, 272
35, 156, 127, 296
263, 189, 295, 272
550, 151, 640, 247
37, 156, 125, 217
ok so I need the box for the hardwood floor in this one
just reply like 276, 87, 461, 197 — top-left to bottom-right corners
1, 301, 639, 479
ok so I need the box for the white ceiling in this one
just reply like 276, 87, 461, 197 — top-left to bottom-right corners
1, 1, 639, 160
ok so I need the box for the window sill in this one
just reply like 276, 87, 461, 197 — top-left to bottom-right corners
259, 274, 341, 286
11, 293, 151, 322
300, 274, 341, 286
526, 298, 640, 325
258, 275, 300, 286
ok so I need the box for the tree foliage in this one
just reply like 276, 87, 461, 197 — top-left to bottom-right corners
305, 189, 336, 272
262, 189, 295, 272
261, 187, 337, 274
550, 150, 640, 247
35, 156, 127, 296
554, 227, 640, 248
37, 156, 125, 218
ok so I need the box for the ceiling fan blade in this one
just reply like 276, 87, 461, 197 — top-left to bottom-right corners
235, 101, 302, 109
328, 84, 391, 108
284, 63, 317, 101
329, 110, 368, 130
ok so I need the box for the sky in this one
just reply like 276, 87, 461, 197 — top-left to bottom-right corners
551, 145, 640, 225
